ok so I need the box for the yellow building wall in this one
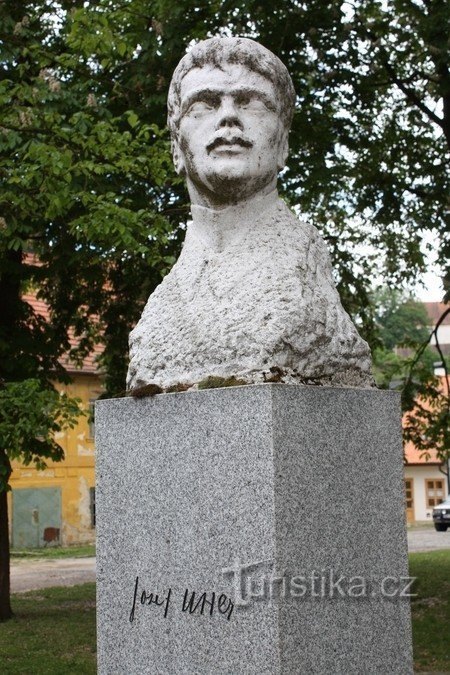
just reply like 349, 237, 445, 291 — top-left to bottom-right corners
8, 373, 103, 546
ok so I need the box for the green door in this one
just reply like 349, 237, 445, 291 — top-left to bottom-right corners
12, 487, 62, 548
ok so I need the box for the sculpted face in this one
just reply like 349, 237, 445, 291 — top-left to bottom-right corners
173, 64, 288, 206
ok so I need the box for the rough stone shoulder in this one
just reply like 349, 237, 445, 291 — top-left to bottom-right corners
135, 260, 181, 323
299, 218, 334, 277
271, 199, 316, 249
284, 203, 374, 384
274, 200, 336, 281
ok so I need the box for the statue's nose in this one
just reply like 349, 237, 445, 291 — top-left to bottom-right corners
215, 96, 244, 131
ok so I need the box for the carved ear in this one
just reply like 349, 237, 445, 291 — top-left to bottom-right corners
276, 130, 289, 171
171, 137, 185, 176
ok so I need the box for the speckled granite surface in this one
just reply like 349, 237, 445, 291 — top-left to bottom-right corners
96, 384, 413, 674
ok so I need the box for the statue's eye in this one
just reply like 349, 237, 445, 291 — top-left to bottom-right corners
236, 94, 269, 112
187, 100, 216, 115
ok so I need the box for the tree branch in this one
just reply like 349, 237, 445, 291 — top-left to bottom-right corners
353, 17, 444, 129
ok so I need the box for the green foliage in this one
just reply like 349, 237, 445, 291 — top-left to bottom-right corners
0, 379, 82, 492
10, 543, 95, 559
371, 289, 436, 387
2, 584, 96, 673
401, 306, 450, 463
1, 0, 449, 402
373, 346, 436, 389
0, 0, 184, 401
410, 549, 450, 671
374, 289, 432, 350
371, 289, 449, 462
372, 347, 405, 389
0, 0, 449, 445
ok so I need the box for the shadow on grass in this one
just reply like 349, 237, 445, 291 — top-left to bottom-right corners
1, 584, 96, 675
410, 549, 450, 672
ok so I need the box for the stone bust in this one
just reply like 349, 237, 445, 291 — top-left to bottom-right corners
127, 37, 373, 390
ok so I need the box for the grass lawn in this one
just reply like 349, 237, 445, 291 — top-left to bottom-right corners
1, 550, 449, 673
410, 549, 450, 671
10, 544, 95, 559
1, 584, 96, 674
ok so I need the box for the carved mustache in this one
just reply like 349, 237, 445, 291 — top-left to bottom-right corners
206, 135, 253, 152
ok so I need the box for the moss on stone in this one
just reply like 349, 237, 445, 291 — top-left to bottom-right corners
128, 383, 163, 398
165, 383, 192, 393
197, 375, 247, 390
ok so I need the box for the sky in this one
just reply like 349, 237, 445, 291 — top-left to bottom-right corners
413, 231, 444, 302
415, 269, 444, 302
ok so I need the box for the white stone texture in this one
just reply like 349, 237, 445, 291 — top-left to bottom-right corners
96, 386, 413, 674
127, 37, 373, 390
127, 191, 373, 390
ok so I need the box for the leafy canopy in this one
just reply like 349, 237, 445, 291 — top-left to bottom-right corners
0, 380, 81, 492
2, 0, 449, 395
0, 0, 448, 448
371, 289, 449, 464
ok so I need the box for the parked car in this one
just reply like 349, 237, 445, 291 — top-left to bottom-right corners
432, 496, 450, 531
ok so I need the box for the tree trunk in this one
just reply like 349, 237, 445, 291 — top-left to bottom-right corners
0, 451, 12, 622
0, 243, 22, 622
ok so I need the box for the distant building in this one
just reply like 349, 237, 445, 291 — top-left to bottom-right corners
423, 301, 450, 360
7, 293, 103, 548
404, 299, 449, 524
404, 430, 448, 524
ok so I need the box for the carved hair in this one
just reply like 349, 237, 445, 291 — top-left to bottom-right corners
167, 37, 296, 139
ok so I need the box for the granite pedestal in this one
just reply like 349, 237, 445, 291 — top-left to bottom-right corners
96, 384, 413, 674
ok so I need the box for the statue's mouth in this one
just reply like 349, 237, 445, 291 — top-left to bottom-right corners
207, 135, 253, 153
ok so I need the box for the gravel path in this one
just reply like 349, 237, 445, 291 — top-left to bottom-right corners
9, 528, 450, 593
11, 556, 96, 593
407, 526, 450, 553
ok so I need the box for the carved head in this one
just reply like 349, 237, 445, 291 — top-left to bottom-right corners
167, 37, 296, 206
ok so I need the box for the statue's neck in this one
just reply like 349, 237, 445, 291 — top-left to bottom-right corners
188, 189, 279, 251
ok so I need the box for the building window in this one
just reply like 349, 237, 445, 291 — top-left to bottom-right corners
425, 479, 445, 508
90, 487, 96, 528
404, 478, 415, 523
88, 399, 96, 440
